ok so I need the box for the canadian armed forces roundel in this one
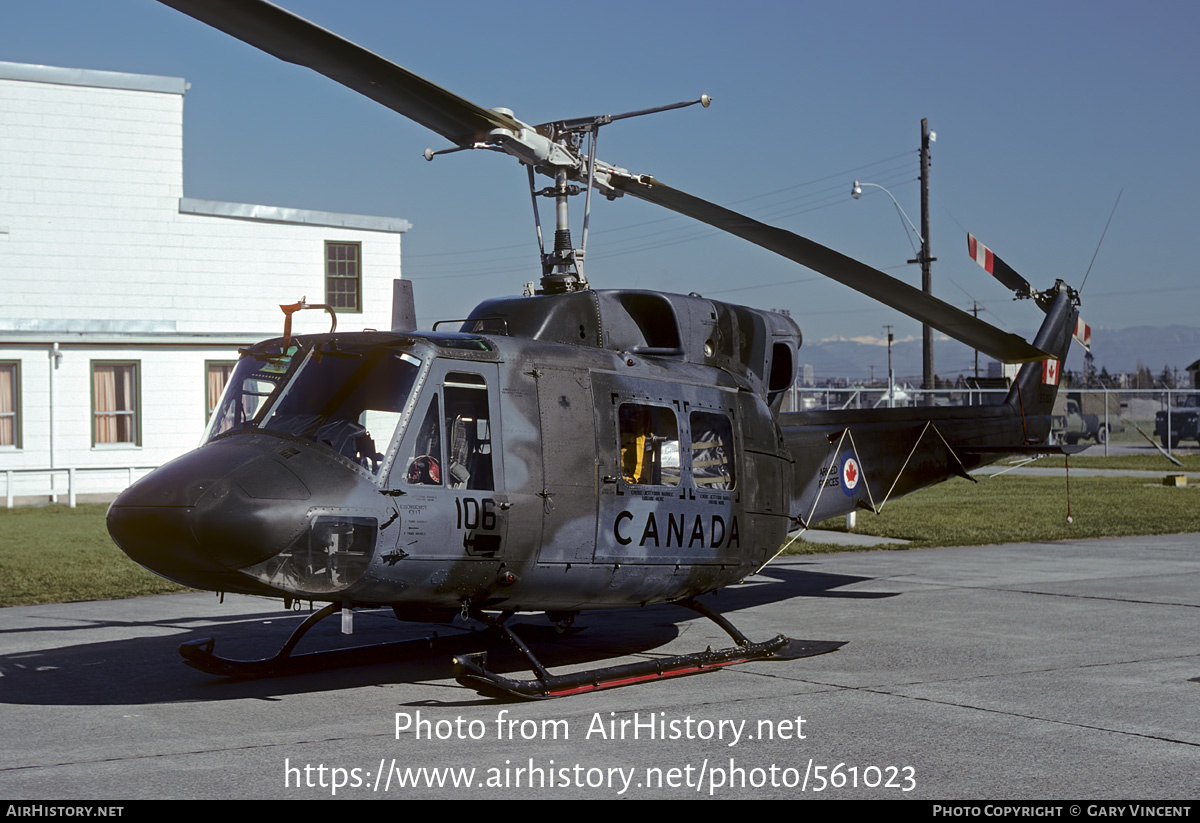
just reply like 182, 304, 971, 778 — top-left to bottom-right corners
840, 452, 861, 497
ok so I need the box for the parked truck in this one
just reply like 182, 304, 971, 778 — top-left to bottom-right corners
1154, 394, 1200, 448
1051, 391, 1125, 445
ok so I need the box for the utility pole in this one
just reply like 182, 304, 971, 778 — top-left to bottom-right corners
907, 118, 936, 397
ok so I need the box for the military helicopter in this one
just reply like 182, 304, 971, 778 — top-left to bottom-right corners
106, 0, 1085, 699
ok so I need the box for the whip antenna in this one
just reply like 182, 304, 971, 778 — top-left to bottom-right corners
1080, 189, 1122, 293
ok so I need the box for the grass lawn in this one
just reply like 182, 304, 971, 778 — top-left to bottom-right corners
0, 503, 190, 606
799, 474, 1200, 553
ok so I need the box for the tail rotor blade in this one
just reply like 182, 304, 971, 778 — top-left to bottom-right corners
1072, 317, 1092, 351
966, 233, 1032, 298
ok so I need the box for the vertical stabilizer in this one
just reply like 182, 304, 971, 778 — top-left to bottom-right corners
1006, 282, 1079, 432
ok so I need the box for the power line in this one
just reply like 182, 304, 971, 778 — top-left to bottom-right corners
400, 151, 920, 263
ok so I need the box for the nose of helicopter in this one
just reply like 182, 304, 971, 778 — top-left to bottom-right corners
107, 437, 319, 592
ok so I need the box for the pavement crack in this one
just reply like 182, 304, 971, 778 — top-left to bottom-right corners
850, 687, 1200, 748
0, 734, 393, 773
987, 587, 1199, 608
870, 575, 1199, 609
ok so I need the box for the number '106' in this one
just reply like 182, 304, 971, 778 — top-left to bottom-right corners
455, 497, 497, 530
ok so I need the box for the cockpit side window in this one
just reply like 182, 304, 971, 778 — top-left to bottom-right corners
444, 373, 493, 490
405, 393, 443, 486
618, 403, 679, 486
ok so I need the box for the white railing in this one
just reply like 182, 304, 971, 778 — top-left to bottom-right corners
785, 387, 1010, 411
786, 386, 1198, 456
3, 466, 157, 508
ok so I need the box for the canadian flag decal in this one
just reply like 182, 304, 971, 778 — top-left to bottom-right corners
1042, 359, 1060, 386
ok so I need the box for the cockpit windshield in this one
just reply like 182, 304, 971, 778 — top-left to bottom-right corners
205, 342, 423, 477
204, 341, 303, 442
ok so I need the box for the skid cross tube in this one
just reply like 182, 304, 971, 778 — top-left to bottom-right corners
179, 603, 452, 678
180, 601, 341, 677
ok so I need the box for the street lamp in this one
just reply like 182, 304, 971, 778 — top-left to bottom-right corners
849, 120, 936, 397
852, 179, 925, 403
850, 180, 923, 248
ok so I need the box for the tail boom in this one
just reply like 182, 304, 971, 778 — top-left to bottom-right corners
779, 281, 1079, 526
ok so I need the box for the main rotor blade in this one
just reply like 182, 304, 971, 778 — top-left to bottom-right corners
612, 175, 1051, 363
157, 0, 520, 145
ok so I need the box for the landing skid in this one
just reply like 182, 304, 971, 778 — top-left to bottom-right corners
452, 599, 845, 700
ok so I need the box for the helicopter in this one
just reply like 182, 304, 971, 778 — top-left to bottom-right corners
106, 0, 1085, 699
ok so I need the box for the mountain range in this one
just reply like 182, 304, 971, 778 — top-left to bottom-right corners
799, 325, 1200, 384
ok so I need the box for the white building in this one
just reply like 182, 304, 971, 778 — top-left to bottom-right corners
0, 62, 410, 504
800, 363, 814, 387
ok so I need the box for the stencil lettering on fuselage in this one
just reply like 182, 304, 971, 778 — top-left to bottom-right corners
598, 486, 739, 564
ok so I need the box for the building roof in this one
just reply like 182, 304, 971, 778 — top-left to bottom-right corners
0, 61, 187, 95
180, 198, 410, 234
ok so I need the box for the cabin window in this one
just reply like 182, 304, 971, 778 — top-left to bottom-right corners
92, 361, 140, 446
443, 373, 493, 490
618, 403, 679, 486
0, 362, 18, 448
405, 394, 443, 485
325, 241, 362, 313
690, 411, 735, 490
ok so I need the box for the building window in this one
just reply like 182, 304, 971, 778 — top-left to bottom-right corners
93, 362, 139, 446
325, 241, 361, 313
0, 362, 18, 448
206, 361, 236, 421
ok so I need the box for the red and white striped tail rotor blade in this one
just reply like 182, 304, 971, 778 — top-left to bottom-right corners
1073, 317, 1092, 350
967, 233, 994, 273
966, 233, 1033, 298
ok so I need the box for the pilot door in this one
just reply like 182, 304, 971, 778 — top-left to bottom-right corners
386, 361, 507, 559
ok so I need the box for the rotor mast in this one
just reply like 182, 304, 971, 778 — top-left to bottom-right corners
525, 95, 712, 294
425, 95, 711, 294
542, 166, 582, 294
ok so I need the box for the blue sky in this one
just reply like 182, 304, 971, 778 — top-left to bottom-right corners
4, 1, 1198, 375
